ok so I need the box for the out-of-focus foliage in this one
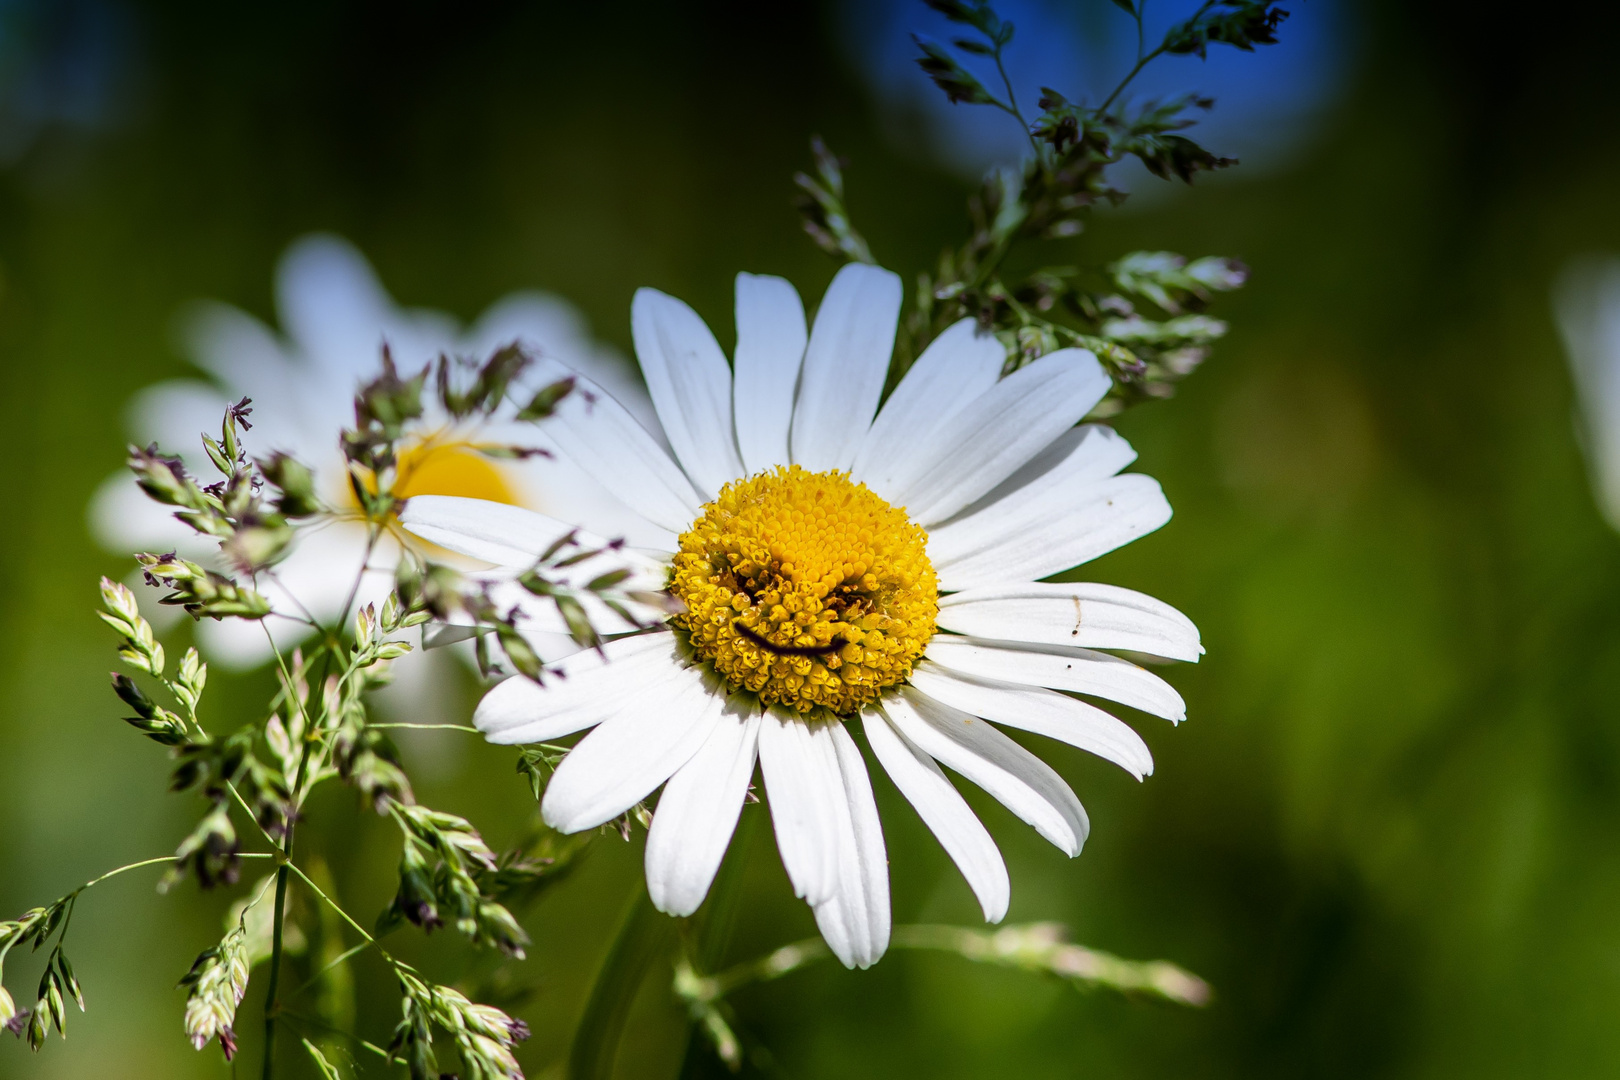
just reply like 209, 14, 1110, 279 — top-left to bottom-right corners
2, 1, 1620, 1078
804, 0, 1273, 414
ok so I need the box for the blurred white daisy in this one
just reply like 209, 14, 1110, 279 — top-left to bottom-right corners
90, 233, 659, 669
1554, 257, 1620, 530
402, 264, 1201, 968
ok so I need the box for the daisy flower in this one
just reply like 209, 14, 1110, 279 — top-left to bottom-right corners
401, 263, 1201, 968
90, 233, 659, 668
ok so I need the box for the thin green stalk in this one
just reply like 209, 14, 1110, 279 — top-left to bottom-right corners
83, 850, 275, 894
1099, 0, 1214, 113
257, 523, 385, 1078
288, 941, 373, 999
966, 229, 1020, 291
1098, 51, 1156, 112
260, 857, 292, 1079
283, 861, 411, 975
0, 854, 272, 970
368, 722, 481, 733
695, 924, 1209, 1008
257, 623, 315, 1080
992, 45, 1039, 156
280, 864, 376, 946
257, 523, 377, 1080
260, 621, 313, 764
706, 938, 830, 998
262, 568, 324, 630
224, 784, 279, 849
334, 524, 383, 637
278, 1006, 401, 1065
77, 855, 189, 891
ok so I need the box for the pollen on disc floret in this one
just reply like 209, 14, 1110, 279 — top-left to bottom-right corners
670, 465, 938, 715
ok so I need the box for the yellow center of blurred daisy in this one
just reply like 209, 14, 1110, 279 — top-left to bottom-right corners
381, 436, 519, 505
670, 466, 937, 716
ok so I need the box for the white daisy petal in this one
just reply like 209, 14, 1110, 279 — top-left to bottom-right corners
273, 526, 382, 625
733, 273, 809, 475
936, 582, 1202, 662
645, 708, 763, 917
482, 578, 662, 640
401, 495, 668, 636
278, 234, 459, 383
926, 637, 1186, 721
909, 661, 1154, 779
477, 579, 661, 640
464, 291, 589, 355
925, 424, 1153, 586
851, 318, 1006, 499
790, 263, 903, 471
889, 687, 1089, 856
400, 495, 665, 582
812, 722, 891, 969
475, 632, 682, 743
89, 471, 211, 556
897, 348, 1111, 525
398, 494, 594, 565
542, 365, 704, 534
192, 525, 376, 667
468, 410, 675, 550
865, 707, 1009, 922
195, 614, 314, 670
758, 713, 845, 906
467, 290, 664, 441
425, 624, 483, 648
470, 293, 666, 444
128, 378, 238, 464
105, 230, 660, 711
541, 664, 724, 833
953, 424, 1138, 515
181, 302, 309, 416
195, 337, 352, 458
631, 288, 745, 496
932, 473, 1173, 591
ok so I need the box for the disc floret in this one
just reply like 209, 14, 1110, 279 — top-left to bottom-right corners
670, 466, 937, 715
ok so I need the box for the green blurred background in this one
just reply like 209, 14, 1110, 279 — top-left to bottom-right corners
4, 0, 1620, 1076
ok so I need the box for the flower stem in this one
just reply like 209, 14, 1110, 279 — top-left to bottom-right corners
1098, 0, 1216, 114
288, 940, 374, 999
220, 753, 297, 1071
260, 849, 292, 1079
256, 549, 371, 1080
76, 855, 179, 890
367, 722, 482, 733
282, 863, 383, 954
693, 924, 1210, 1008
282, 860, 419, 986
278, 1006, 401, 1066
992, 43, 1039, 157
257, 622, 313, 1080
0, 855, 270, 971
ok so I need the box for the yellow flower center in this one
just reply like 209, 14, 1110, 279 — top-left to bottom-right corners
670, 466, 938, 716
392, 437, 518, 504
347, 434, 521, 513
